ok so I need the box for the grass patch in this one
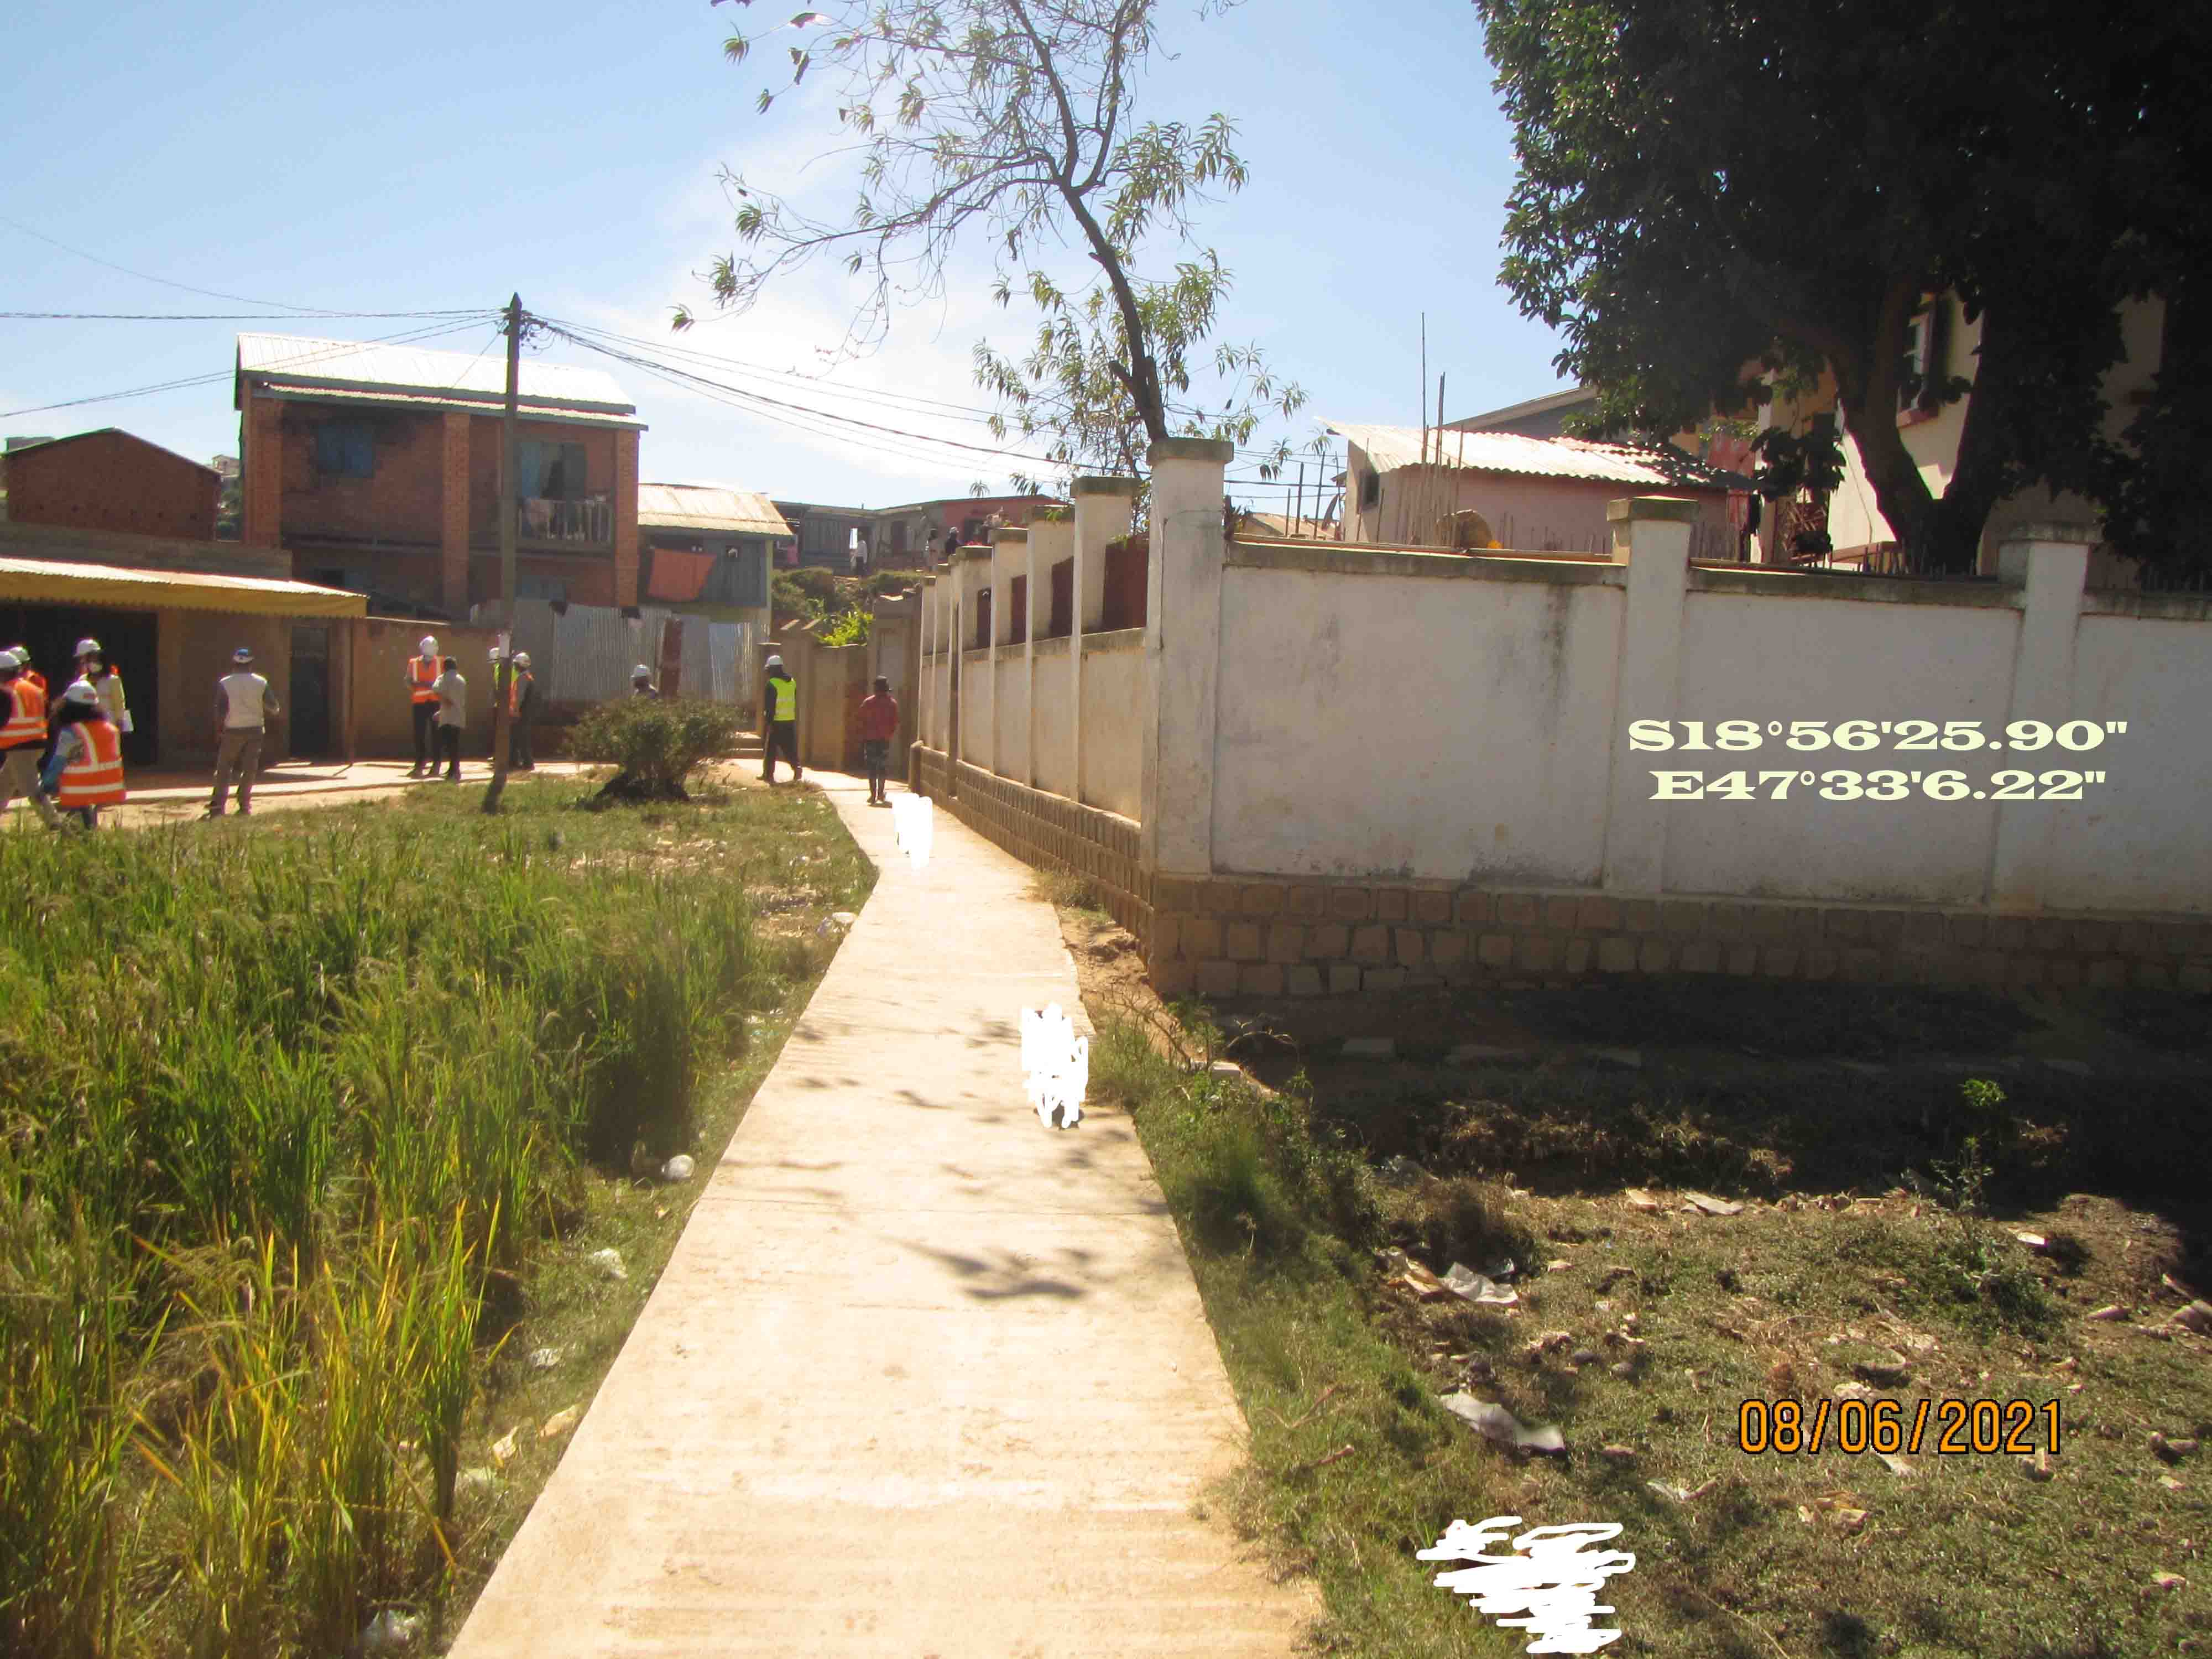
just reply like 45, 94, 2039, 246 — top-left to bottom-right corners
0, 776, 868, 1658
1029, 867, 1110, 915
1100, 1018, 2212, 1658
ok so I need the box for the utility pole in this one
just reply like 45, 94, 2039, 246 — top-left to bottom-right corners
482, 293, 522, 814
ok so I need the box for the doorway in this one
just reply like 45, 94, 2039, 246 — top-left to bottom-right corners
0, 604, 159, 768
289, 623, 332, 756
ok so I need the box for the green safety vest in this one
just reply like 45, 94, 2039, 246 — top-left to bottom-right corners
769, 676, 795, 721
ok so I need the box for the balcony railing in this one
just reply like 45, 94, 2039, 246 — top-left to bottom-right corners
519, 494, 614, 545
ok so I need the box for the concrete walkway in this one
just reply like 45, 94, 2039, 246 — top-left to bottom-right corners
447, 773, 1318, 1658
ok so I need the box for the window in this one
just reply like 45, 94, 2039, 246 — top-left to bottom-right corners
315, 422, 374, 478
516, 440, 588, 500
1899, 298, 1951, 418
517, 575, 569, 602
1358, 467, 1380, 510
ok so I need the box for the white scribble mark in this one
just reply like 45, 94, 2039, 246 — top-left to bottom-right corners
1021, 1004, 1087, 1129
890, 794, 933, 869
1416, 1515, 1636, 1654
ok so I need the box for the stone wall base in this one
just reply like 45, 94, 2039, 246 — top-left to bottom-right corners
907, 745, 2211, 1002
1146, 876, 2212, 1001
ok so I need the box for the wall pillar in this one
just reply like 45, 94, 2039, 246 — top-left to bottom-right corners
613, 428, 641, 609
1071, 476, 1135, 810
439, 411, 471, 619
916, 573, 935, 756
1599, 497, 1695, 894
1990, 524, 2096, 911
1141, 438, 1232, 878
990, 527, 1024, 779
244, 396, 284, 551
1025, 514, 1069, 790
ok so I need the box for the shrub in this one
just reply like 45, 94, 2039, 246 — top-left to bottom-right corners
818, 608, 871, 646
772, 568, 841, 619
567, 697, 745, 801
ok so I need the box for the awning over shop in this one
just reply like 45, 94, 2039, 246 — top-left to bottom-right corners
0, 555, 367, 619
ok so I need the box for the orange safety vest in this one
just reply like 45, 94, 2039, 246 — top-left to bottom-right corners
508, 671, 531, 716
22, 670, 46, 697
55, 719, 126, 808
0, 679, 46, 748
408, 655, 441, 705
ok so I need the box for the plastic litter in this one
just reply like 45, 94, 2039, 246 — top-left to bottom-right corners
1443, 1262, 1520, 1307
661, 1154, 696, 1183
1021, 1003, 1087, 1130
539, 1405, 582, 1441
1439, 1391, 1567, 1456
526, 1347, 561, 1373
351, 1610, 423, 1656
1681, 1192, 1744, 1216
588, 1247, 628, 1281
489, 1426, 517, 1464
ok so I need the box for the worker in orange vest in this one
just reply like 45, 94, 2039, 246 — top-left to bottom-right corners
0, 649, 63, 828
40, 679, 126, 830
6, 644, 45, 700
406, 633, 442, 776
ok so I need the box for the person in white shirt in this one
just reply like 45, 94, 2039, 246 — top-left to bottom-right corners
208, 645, 281, 817
73, 638, 131, 733
432, 657, 467, 781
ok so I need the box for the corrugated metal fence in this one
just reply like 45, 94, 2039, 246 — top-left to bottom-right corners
468, 603, 748, 706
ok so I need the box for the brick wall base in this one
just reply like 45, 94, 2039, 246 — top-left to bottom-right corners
907, 744, 2211, 1003
1146, 877, 2212, 1001
910, 744, 1151, 940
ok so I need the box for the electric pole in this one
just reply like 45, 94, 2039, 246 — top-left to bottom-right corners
482, 292, 522, 814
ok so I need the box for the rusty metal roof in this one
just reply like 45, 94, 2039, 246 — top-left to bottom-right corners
0, 554, 366, 618
637, 482, 792, 538
1324, 421, 1741, 490
236, 333, 635, 416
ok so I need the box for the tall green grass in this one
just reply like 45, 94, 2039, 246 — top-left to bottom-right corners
0, 783, 837, 1657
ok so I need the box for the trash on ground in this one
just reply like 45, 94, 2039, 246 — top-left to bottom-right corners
351, 1609, 424, 1657
489, 1426, 518, 1464
1797, 1495, 1869, 1533
1647, 1477, 1718, 1503
1878, 1453, 1918, 1477
2169, 1300, 2212, 1334
1682, 1191, 1743, 1216
588, 1247, 628, 1281
1443, 1262, 1520, 1307
2087, 1304, 2128, 1322
1624, 1188, 1663, 1213
539, 1405, 582, 1441
1439, 1391, 1567, 1456
661, 1154, 696, 1183
830, 910, 858, 927
1021, 1003, 1088, 1129
526, 1347, 562, 1372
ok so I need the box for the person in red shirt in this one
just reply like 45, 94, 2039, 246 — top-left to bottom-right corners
858, 675, 899, 805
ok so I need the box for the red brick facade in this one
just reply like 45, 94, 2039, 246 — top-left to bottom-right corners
6, 430, 219, 541
238, 397, 640, 614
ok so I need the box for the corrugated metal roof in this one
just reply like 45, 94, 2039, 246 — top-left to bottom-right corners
236, 333, 634, 415
251, 382, 645, 431
637, 483, 791, 538
1324, 421, 1739, 490
0, 555, 366, 618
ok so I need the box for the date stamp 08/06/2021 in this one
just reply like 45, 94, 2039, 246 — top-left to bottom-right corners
1630, 716, 2135, 804
1736, 1396, 2063, 1458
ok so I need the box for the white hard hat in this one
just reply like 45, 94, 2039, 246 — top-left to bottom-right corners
765, 654, 784, 668
74, 638, 102, 658
61, 679, 99, 707
513, 651, 531, 668
419, 635, 438, 654
0, 650, 19, 670
633, 664, 653, 679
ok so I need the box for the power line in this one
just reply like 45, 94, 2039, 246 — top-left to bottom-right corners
0, 211, 478, 318
539, 321, 1066, 471
0, 319, 492, 422
1, 309, 497, 321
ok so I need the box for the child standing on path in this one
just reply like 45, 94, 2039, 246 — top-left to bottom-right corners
859, 675, 898, 805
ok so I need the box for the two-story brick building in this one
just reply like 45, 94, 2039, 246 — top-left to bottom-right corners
234, 333, 646, 617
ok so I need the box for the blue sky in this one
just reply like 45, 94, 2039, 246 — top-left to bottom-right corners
2, 0, 1571, 516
